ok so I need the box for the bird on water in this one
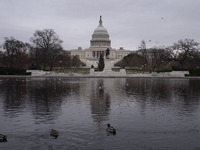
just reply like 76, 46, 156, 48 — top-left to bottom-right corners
50, 129, 59, 139
0, 134, 7, 142
106, 124, 116, 135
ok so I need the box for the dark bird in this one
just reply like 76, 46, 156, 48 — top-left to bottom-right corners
106, 124, 116, 134
50, 129, 59, 139
0, 134, 7, 142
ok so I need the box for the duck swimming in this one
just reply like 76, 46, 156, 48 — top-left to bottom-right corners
0, 134, 7, 142
106, 124, 116, 134
50, 129, 59, 139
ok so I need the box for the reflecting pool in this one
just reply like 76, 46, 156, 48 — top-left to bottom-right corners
0, 77, 200, 150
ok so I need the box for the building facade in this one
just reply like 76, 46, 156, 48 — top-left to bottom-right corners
70, 16, 131, 67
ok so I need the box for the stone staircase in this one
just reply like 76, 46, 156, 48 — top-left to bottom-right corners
89, 59, 126, 77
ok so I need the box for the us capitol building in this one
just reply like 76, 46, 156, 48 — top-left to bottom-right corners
70, 16, 131, 67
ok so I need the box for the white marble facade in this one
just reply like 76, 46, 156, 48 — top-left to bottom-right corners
70, 16, 131, 67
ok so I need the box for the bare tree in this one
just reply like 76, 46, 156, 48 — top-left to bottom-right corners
71, 55, 81, 71
166, 39, 199, 70
138, 40, 147, 57
147, 47, 171, 71
30, 29, 63, 70
3, 37, 30, 69
55, 51, 71, 69
0, 51, 4, 67
122, 53, 147, 69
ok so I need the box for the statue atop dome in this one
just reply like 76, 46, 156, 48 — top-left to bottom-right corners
99, 16, 102, 25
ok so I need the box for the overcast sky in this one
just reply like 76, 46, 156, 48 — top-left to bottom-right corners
0, 0, 200, 50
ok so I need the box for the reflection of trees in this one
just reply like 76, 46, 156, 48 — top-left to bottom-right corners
0, 78, 27, 117
27, 78, 80, 123
171, 79, 200, 115
28, 79, 62, 122
0, 78, 81, 123
125, 78, 200, 115
1, 77, 200, 125
125, 78, 172, 101
89, 79, 111, 124
125, 78, 173, 105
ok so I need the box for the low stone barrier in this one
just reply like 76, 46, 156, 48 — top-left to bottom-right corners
89, 68, 127, 77
26, 70, 47, 76
26, 69, 189, 78
152, 71, 189, 77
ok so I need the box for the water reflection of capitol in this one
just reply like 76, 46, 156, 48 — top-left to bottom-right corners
85, 78, 126, 124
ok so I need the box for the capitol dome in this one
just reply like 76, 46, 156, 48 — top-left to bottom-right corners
90, 16, 111, 48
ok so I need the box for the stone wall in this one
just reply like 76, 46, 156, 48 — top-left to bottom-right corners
152, 71, 189, 77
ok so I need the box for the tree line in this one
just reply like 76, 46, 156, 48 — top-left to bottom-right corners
121, 39, 200, 74
0, 29, 82, 74
1, 29, 200, 75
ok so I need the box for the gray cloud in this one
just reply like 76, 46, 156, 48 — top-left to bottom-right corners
0, 0, 200, 50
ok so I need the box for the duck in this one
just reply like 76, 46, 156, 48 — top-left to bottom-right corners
106, 124, 116, 134
50, 129, 59, 139
0, 134, 7, 142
